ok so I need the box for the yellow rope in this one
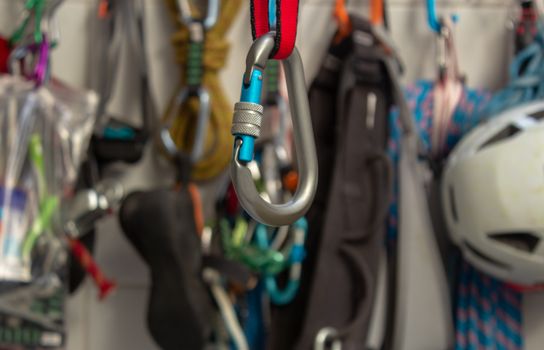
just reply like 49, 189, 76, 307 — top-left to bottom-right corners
162, 0, 242, 181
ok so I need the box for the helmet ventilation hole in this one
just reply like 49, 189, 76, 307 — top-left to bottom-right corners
529, 110, 544, 121
488, 232, 540, 253
479, 124, 521, 151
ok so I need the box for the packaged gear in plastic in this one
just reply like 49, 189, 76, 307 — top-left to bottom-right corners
0, 74, 98, 349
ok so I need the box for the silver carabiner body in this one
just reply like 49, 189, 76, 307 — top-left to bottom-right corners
160, 87, 211, 163
230, 33, 318, 227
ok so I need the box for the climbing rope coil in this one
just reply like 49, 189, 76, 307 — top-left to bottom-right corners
483, 20, 544, 116
162, 0, 241, 181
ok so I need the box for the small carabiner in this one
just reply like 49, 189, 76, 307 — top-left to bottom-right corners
160, 87, 211, 163
230, 32, 318, 227
255, 218, 307, 305
177, 0, 220, 30
314, 327, 343, 350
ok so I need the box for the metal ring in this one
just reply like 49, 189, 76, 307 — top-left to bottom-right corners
177, 0, 220, 29
314, 327, 343, 350
159, 87, 211, 163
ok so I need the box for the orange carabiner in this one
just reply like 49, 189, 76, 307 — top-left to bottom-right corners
370, 0, 384, 26
334, 0, 352, 43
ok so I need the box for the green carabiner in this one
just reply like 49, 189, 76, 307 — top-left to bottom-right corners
221, 218, 288, 275
11, 0, 46, 45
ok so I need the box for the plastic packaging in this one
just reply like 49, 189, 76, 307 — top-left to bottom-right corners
0, 74, 97, 349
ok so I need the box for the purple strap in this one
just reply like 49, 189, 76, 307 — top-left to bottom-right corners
31, 37, 50, 86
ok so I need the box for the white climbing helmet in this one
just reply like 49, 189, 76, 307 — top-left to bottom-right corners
442, 101, 544, 286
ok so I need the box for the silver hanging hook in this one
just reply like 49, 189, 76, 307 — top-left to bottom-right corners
314, 327, 343, 350
230, 33, 318, 227
176, 0, 220, 29
41, 0, 65, 44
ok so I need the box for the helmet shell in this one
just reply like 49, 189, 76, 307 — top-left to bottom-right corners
442, 101, 544, 285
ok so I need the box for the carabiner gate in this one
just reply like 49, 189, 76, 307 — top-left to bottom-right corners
230, 33, 318, 227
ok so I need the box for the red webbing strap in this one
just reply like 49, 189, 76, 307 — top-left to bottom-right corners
250, 0, 299, 59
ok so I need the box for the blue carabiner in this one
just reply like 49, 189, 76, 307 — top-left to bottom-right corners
426, 0, 458, 34
426, 0, 441, 33
255, 218, 307, 305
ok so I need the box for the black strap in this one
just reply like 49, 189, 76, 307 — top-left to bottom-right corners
268, 16, 395, 350
267, 35, 346, 350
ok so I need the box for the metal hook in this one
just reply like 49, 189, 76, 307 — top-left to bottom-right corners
177, 0, 220, 29
42, 0, 64, 44
230, 33, 318, 227
43, 0, 64, 23
426, 0, 457, 34
159, 87, 211, 163
314, 328, 343, 350
8, 37, 50, 86
426, 0, 441, 33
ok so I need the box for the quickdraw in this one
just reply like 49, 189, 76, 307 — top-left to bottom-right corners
162, 0, 242, 181
160, 0, 219, 164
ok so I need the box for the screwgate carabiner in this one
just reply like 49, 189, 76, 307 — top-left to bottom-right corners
230, 32, 318, 227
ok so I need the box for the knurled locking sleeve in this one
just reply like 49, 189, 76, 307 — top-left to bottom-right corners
231, 102, 264, 138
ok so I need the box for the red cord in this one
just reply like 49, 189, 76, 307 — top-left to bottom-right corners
0, 36, 10, 73
68, 237, 116, 300
506, 282, 544, 293
250, 0, 299, 59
